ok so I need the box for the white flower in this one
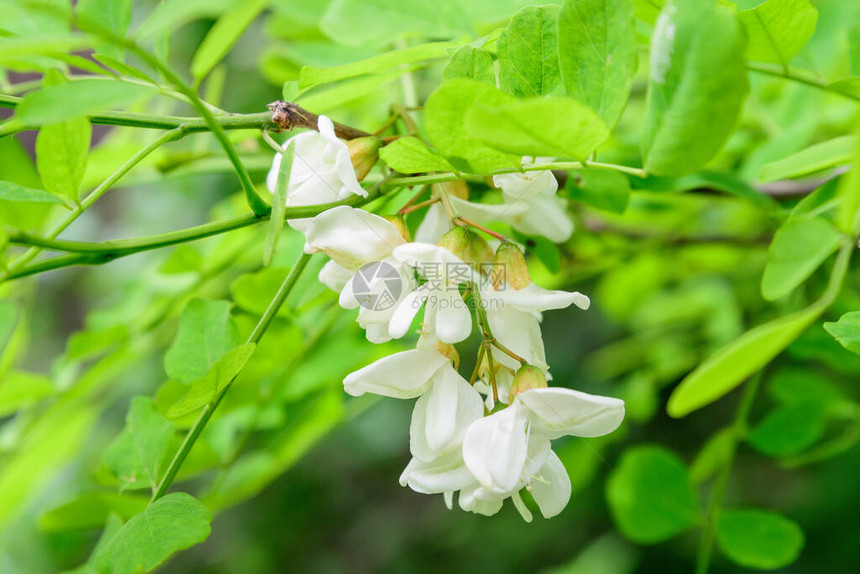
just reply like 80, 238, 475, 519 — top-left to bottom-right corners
304, 206, 413, 343
344, 348, 484, 462
462, 388, 624, 499
482, 282, 590, 374
457, 444, 571, 521
492, 157, 573, 243
304, 206, 405, 271
414, 195, 529, 244
388, 243, 477, 344
267, 115, 367, 232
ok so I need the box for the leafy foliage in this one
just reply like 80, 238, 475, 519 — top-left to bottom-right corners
0, 0, 858, 572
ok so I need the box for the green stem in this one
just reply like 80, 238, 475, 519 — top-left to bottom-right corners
151, 252, 313, 502
71, 17, 269, 216
746, 62, 860, 103
385, 160, 647, 188
2, 188, 384, 281
695, 372, 763, 574
0, 128, 185, 281
0, 93, 273, 132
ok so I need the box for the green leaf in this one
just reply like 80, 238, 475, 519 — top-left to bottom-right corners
557, 0, 637, 128
738, 0, 818, 68
103, 397, 174, 491
0, 371, 54, 416
77, 0, 133, 60
717, 509, 804, 569
378, 137, 454, 174
0, 300, 18, 352
442, 45, 494, 84
230, 267, 295, 318
850, 25, 860, 77
425, 79, 519, 173
264, 141, 294, 266
836, 122, 860, 234
135, 0, 242, 38
320, 0, 470, 48
15, 81, 156, 126
748, 402, 825, 457
606, 445, 700, 544
0, 181, 65, 204
92, 493, 212, 574
465, 96, 609, 160
93, 53, 157, 83
567, 169, 631, 214
164, 298, 239, 384
767, 367, 852, 409
299, 41, 456, 89
824, 311, 860, 355
667, 306, 820, 418
35, 116, 92, 204
191, 0, 268, 83
529, 235, 562, 274
497, 6, 562, 97
759, 136, 855, 183
167, 343, 256, 419
689, 427, 735, 484
761, 217, 842, 301
40, 491, 147, 532
159, 245, 204, 275
643, 0, 748, 176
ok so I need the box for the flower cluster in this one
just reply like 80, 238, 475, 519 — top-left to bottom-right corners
267, 117, 625, 521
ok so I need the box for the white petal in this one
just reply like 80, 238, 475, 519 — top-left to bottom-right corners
414, 203, 452, 244
304, 206, 405, 270
517, 387, 625, 439
511, 490, 533, 522
388, 287, 429, 339
363, 321, 392, 344
446, 195, 528, 223
511, 194, 573, 243
435, 291, 472, 344
342, 349, 447, 398
484, 304, 547, 370
495, 283, 588, 313
493, 169, 557, 199
338, 278, 360, 309
319, 260, 353, 292
458, 485, 505, 517
443, 491, 454, 510
530, 450, 571, 519
410, 364, 483, 461
572, 292, 590, 310
399, 451, 476, 494
462, 403, 530, 493
266, 152, 282, 195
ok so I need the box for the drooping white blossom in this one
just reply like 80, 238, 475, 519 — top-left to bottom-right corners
344, 348, 484, 461
304, 206, 413, 343
389, 243, 477, 345
267, 115, 367, 231
492, 157, 574, 243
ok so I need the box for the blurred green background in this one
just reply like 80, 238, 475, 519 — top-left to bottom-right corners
1, 0, 860, 572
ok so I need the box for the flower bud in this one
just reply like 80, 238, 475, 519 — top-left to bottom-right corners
493, 242, 530, 290
438, 226, 493, 266
383, 215, 412, 242
348, 136, 382, 181
509, 365, 547, 399
464, 231, 493, 266
437, 226, 471, 260
433, 180, 469, 201
435, 342, 460, 369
